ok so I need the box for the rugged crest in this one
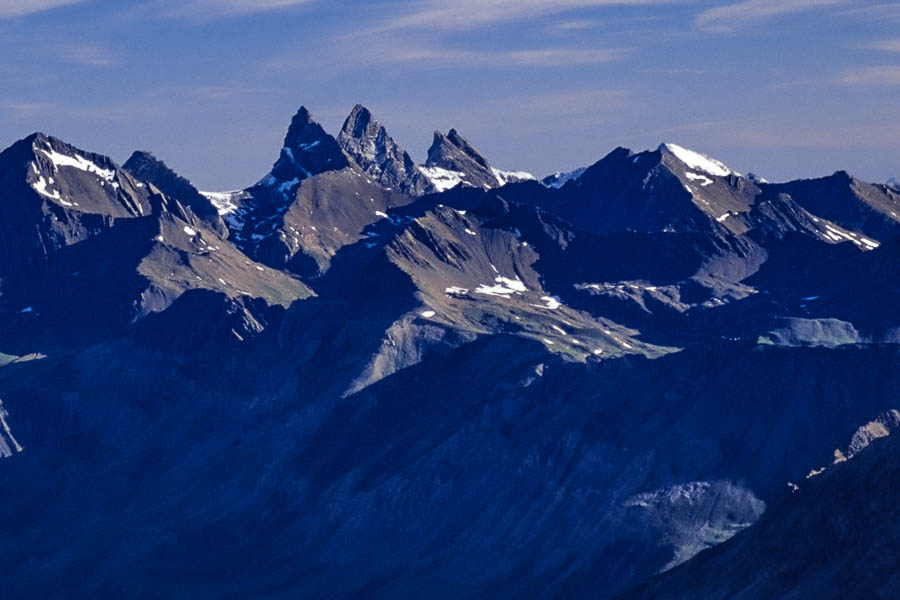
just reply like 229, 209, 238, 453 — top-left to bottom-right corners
337, 104, 430, 195
0, 108, 898, 600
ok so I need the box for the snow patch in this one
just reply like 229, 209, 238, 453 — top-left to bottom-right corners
475, 275, 527, 297
31, 175, 63, 202
492, 167, 536, 186
685, 171, 714, 186
38, 147, 115, 182
539, 296, 561, 310
823, 224, 880, 250
662, 143, 732, 177
496, 276, 527, 292
201, 190, 247, 216
420, 166, 465, 192
542, 167, 587, 189
183, 226, 197, 236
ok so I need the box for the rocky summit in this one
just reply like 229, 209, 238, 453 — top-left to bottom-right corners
0, 103, 898, 599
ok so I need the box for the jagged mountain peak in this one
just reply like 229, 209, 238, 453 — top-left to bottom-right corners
22, 132, 119, 177
337, 104, 428, 195
9, 132, 147, 216
4, 112, 900, 600
0, 132, 157, 277
123, 150, 224, 231
422, 128, 524, 191
428, 128, 492, 171
260, 105, 349, 195
341, 104, 375, 137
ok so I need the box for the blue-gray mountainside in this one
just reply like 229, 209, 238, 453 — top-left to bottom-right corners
0, 105, 898, 599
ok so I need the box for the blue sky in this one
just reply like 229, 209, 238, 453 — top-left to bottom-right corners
1, 0, 899, 189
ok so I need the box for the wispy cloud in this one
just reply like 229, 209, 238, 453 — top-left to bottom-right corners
485, 88, 634, 118
361, 88, 637, 155
641, 67, 707, 75
838, 3, 900, 22
695, 0, 845, 32
837, 66, 900, 86
384, 0, 682, 31
0, 0, 88, 18
354, 45, 628, 68
264, 31, 630, 71
63, 43, 117, 67
649, 120, 731, 135
555, 19, 600, 30
726, 121, 900, 148
858, 38, 900, 53
1, 101, 59, 116
140, 0, 316, 20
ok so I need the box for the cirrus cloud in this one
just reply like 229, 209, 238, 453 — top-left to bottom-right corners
695, 0, 846, 32
140, 0, 316, 20
837, 66, 900, 87
0, 0, 88, 18
384, 0, 686, 31
858, 38, 900, 53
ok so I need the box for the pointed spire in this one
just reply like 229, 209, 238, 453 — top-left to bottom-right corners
424, 128, 499, 189
337, 104, 427, 195
265, 106, 349, 191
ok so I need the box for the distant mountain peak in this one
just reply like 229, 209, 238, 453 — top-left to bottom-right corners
123, 150, 223, 229
27, 132, 117, 176
829, 170, 855, 182
261, 105, 349, 195
337, 104, 427, 195
19, 133, 128, 210
342, 104, 374, 137
659, 143, 734, 177
423, 128, 519, 190
428, 129, 492, 171
541, 167, 588, 189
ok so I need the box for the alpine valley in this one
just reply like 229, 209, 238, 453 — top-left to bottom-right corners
0, 104, 898, 599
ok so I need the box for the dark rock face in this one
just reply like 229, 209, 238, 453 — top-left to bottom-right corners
0, 111, 899, 599
423, 128, 503, 190
338, 104, 430, 196
0, 133, 154, 277
265, 106, 350, 192
123, 150, 226, 235
763, 171, 900, 242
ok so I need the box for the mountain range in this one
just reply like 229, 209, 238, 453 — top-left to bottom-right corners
0, 103, 898, 599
